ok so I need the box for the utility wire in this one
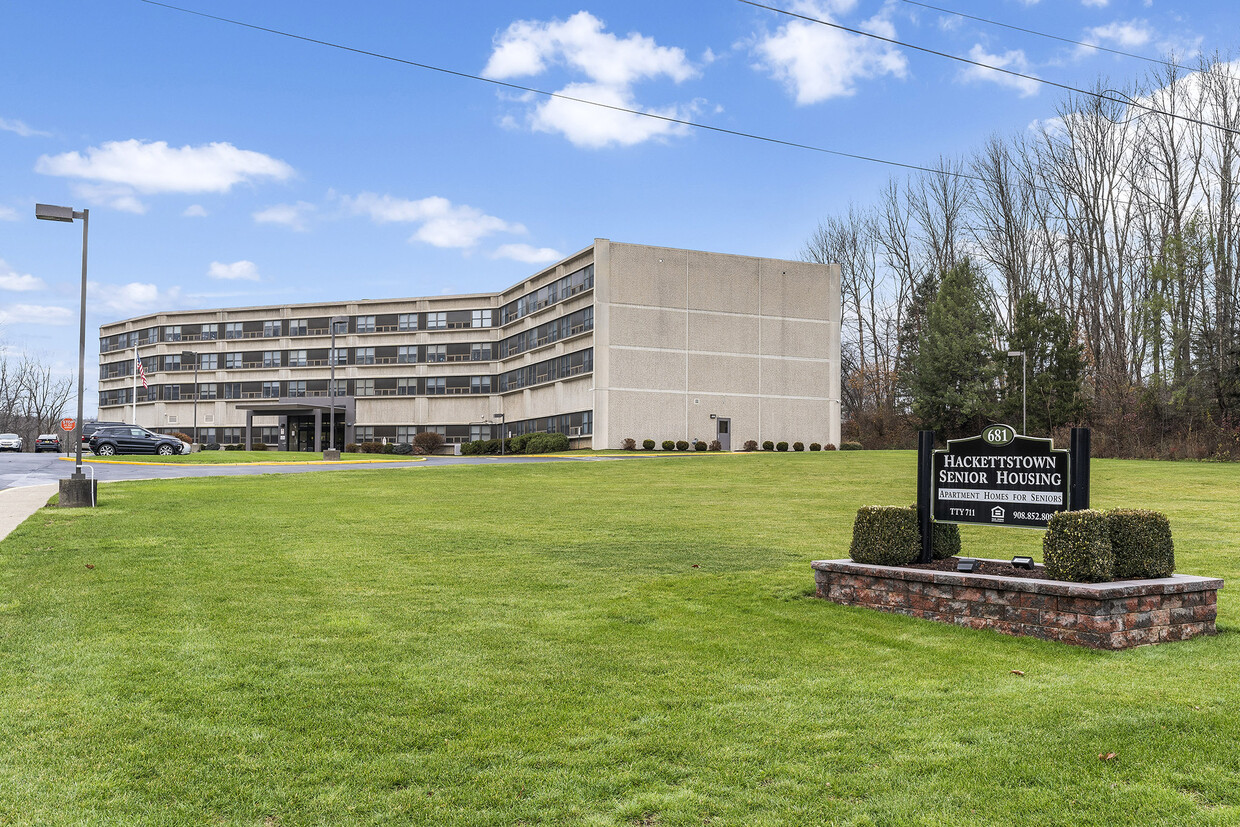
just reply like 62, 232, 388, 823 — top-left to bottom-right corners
898, 0, 1190, 73
736, 0, 1240, 138
137, 0, 992, 185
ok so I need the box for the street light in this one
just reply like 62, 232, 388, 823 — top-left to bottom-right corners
328, 315, 347, 455
1007, 350, 1027, 435
493, 412, 506, 456
181, 350, 199, 448
35, 203, 92, 506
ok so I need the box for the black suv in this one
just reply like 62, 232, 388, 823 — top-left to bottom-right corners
81, 420, 128, 448
89, 426, 189, 456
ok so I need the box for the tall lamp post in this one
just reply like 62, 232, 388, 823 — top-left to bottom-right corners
328, 315, 347, 456
35, 203, 93, 507
493, 412, 506, 457
181, 350, 199, 448
1007, 350, 1027, 435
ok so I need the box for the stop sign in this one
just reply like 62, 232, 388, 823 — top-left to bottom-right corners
60, 418, 76, 432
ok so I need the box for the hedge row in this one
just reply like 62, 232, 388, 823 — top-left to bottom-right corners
623, 439, 722, 451
848, 506, 959, 566
461, 432, 570, 455
1044, 509, 1174, 582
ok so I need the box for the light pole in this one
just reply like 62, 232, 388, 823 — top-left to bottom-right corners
35, 203, 93, 507
1007, 350, 1027, 435
328, 315, 347, 456
181, 350, 199, 448
493, 412, 506, 456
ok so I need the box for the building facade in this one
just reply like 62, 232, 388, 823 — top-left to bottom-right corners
97, 240, 841, 450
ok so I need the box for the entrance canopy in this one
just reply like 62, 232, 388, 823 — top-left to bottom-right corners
235, 396, 353, 451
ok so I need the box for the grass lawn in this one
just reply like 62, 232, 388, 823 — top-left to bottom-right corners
1, 453, 1238, 825
76, 451, 413, 464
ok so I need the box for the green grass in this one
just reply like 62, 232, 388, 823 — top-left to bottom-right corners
79, 450, 410, 464
1, 453, 1238, 825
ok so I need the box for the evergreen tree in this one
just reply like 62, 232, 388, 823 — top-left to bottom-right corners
909, 260, 999, 440
1004, 294, 1086, 435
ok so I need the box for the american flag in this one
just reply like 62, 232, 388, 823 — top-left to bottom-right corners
135, 355, 148, 389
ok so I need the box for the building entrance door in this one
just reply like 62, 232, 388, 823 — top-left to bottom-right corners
716, 417, 731, 451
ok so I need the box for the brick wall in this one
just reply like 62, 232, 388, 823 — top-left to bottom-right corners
812, 559, 1222, 650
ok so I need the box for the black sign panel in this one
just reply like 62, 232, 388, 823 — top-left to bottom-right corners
932, 424, 1070, 529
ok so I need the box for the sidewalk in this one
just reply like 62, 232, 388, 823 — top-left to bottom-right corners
0, 483, 57, 544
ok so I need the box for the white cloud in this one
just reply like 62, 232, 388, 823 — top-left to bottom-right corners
492, 243, 564, 264
1082, 0, 1108, 7
342, 193, 526, 248
483, 11, 701, 148
0, 206, 18, 221
959, 45, 1040, 97
750, 1, 908, 105
253, 201, 315, 231
0, 117, 50, 138
183, 204, 208, 217
0, 304, 72, 326
1080, 20, 1152, 53
35, 140, 294, 212
88, 281, 184, 317
207, 260, 260, 281
0, 260, 46, 292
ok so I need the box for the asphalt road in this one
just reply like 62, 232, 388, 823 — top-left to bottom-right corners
0, 450, 595, 492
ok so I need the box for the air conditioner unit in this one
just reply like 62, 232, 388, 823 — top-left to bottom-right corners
569, 426, 582, 436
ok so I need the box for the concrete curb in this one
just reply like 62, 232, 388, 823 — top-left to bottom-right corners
57, 456, 425, 467
0, 483, 58, 544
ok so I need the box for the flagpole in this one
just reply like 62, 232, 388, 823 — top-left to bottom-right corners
133, 343, 138, 425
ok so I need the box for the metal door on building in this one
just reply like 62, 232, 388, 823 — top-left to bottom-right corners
716, 417, 731, 451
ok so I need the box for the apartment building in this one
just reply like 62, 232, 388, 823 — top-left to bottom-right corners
96, 240, 841, 451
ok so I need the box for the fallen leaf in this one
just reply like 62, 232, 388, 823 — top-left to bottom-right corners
1010, 670, 1025, 676
1099, 752, 1117, 761
85, 564, 95, 570
691, 564, 700, 568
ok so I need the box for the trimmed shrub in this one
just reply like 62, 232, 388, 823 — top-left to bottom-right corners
849, 506, 919, 566
709, 439, 722, 451
251, 442, 269, 451
792, 442, 805, 452
344, 443, 359, 453
621, 438, 637, 450
675, 440, 690, 451
762, 441, 775, 451
392, 442, 413, 455
809, 443, 821, 451
205, 442, 221, 451
743, 440, 759, 452
413, 431, 445, 454
1107, 509, 1174, 579
171, 432, 193, 444
509, 433, 535, 454
224, 443, 242, 451
381, 442, 396, 454
932, 519, 961, 560
643, 439, 656, 451
824, 443, 838, 451
776, 441, 789, 452
1043, 510, 1113, 583
662, 440, 676, 451
694, 441, 708, 451
840, 441, 863, 451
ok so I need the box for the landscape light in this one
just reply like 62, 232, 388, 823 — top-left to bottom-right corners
1012, 556, 1035, 570
957, 558, 981, 573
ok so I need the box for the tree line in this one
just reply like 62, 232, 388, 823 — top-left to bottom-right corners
0, 344, 74, 447
805, 56, 1240, 459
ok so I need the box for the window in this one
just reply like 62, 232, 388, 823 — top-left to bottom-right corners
355, 379, 375, 396
287, 350, 307, 367
262, 351, 282, 368
471, 309, 492, 328
330, 348, 347, 366
426, 345, 446, 363
225, 353, 242, 369
425, 312, 446, 330
225, 322, 243, 339
398, 313, 418, 331
164, 325, 181, 342
288, 319, 307, 336
426, 377, 445, 395
201, 326, 218, 340
397, 346, 416, 363
224, 383, 241, 399
355, 315, 376, 333
263, 321, 281, 338
471, 376, 491, 394
397, 378, 417, 395
355, 426, 375, 443
261, 381, 280, 398
164, 354, 181, 371
355, 347, 375, 365
200, 354, 218, 370
396, 426, 417, 443
287, 381, 307, 398
198, 383, 218, 400
470, 425, 492, 442
471, 343, 492, 361
329, 379, 347, 396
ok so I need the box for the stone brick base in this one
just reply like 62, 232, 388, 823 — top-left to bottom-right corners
812, 559, 1222, 649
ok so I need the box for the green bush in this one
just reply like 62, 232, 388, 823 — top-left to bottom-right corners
694, 441, 707, 451
621, 438, 637, 450
344, 443, 359, 453
251, 442, 268, 451
224, 443, 242, 451
413, 431, 445, 454
675, 440, 689, 451
643, 439, 656, 451
792, 442, 805, 452
662, 440, 676, 451
381, 442, 396, 454
392, 442, 413, 455
762, 441, 774, 451
809, 443, 821, 451
1043, 510, 1113, 583
849, 506, 919, 566
776, 441, 789, 452
849, 506, 959, 565
840, 441, 863, 451
205, 442, 221, 451
1107, 509, 1174, 579
525, 433, 570, 454
932, 519, 961, 560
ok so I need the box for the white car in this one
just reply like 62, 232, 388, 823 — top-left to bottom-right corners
0, 433, 23, 452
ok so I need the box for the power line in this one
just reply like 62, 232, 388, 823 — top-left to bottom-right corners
736, 0, 1240, 138
898, 0, 1189, 73
136, 0, 992, 185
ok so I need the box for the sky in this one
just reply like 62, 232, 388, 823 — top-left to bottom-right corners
2, 0, 1237, 415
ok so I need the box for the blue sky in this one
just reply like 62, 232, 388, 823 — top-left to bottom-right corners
1, 0, 1236, 413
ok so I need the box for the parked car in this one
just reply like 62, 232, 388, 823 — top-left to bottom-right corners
35, 434, 62, 453
88, 426, 190, 456
0, 433, 23, 452
81, 420, 128, 447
